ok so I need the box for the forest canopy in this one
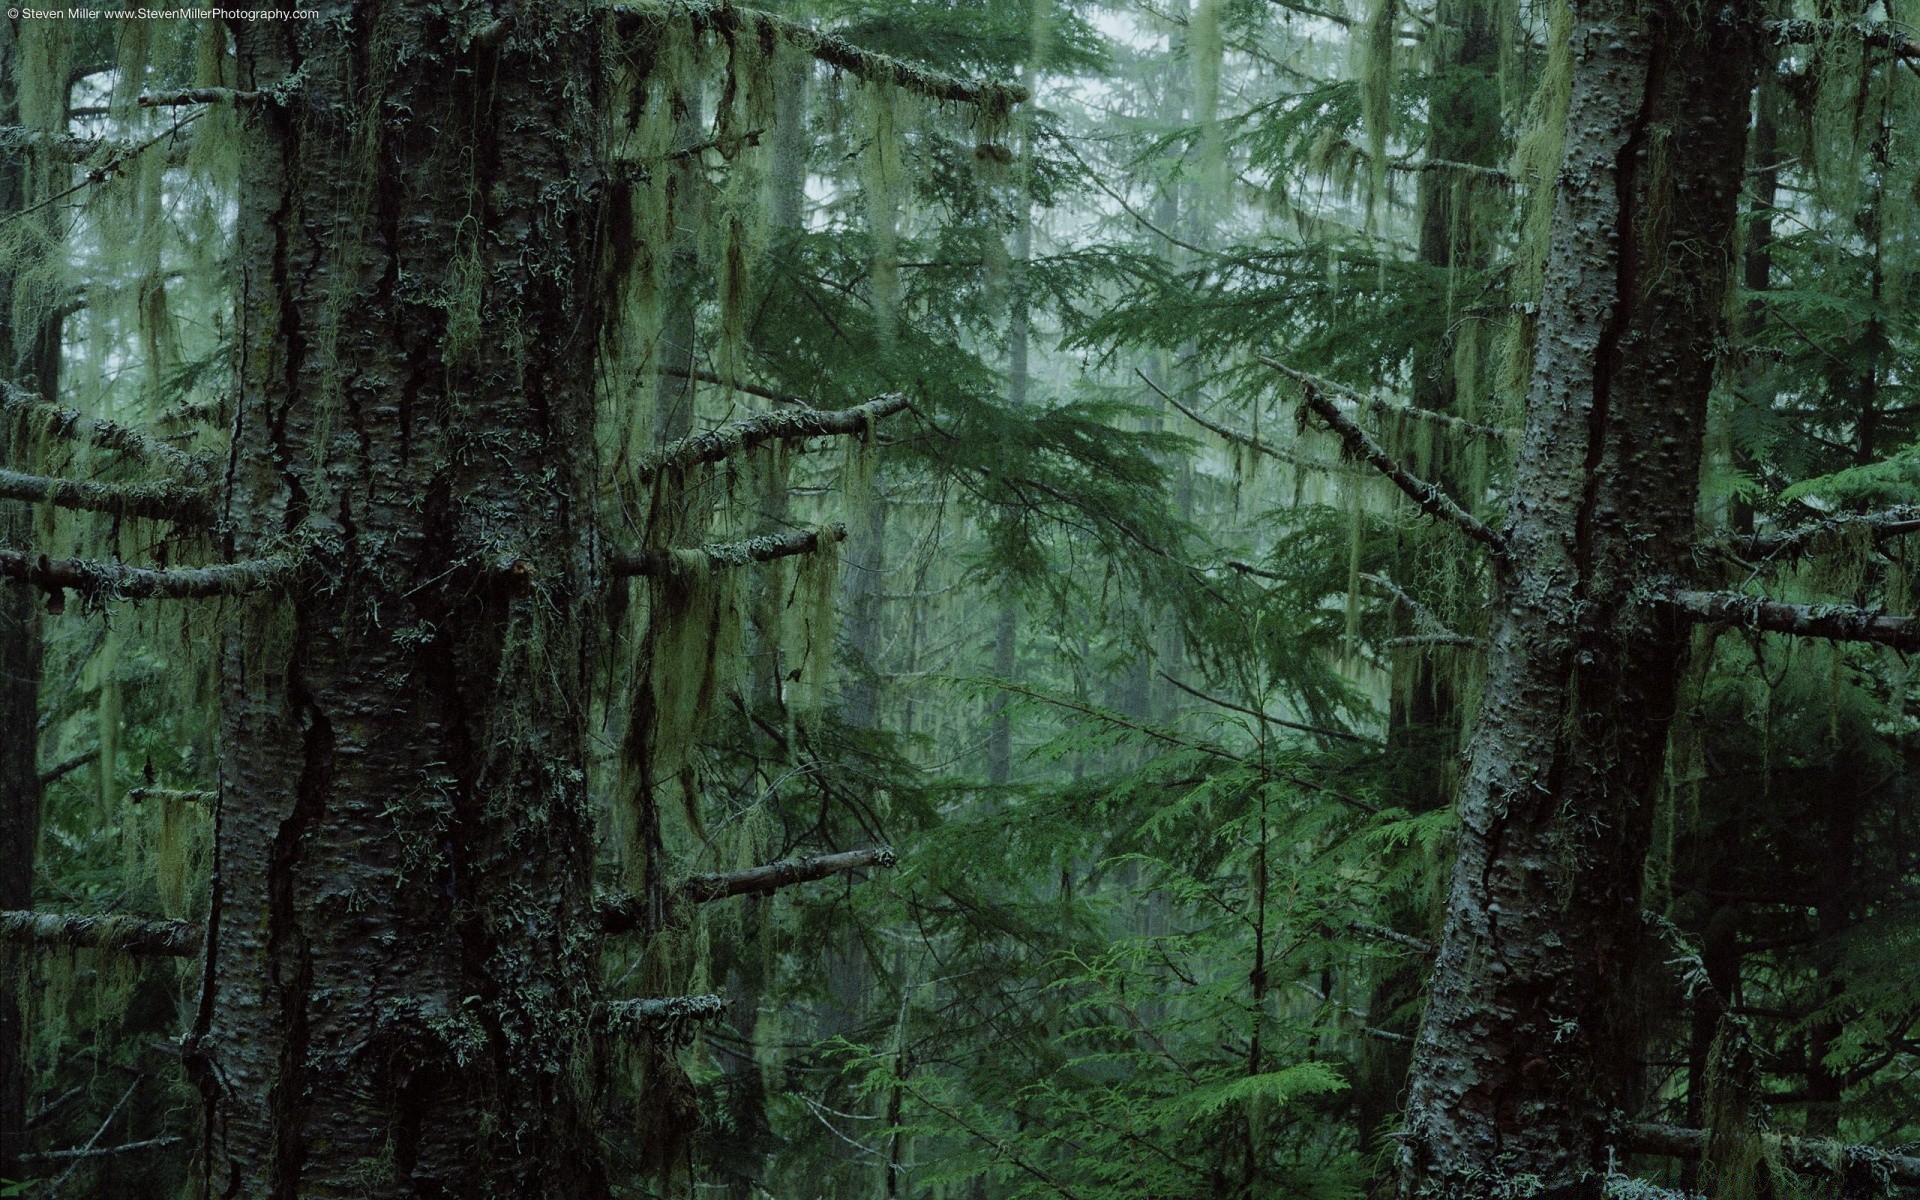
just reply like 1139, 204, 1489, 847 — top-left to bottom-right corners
1, 0, 1918, 1197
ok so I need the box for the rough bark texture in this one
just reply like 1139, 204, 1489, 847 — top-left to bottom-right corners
1396, 4, 1760, 1196
188, 1, 612, 1194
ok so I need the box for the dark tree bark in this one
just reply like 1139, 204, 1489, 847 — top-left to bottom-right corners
186, 1, 614, 1194
1396, 3, 1762, 1196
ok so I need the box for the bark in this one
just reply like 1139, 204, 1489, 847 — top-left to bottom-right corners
187, 2, 613, 1194
1396, 4, 1761, 1196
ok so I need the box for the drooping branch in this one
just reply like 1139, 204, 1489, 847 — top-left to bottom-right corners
1667, 589, 1920, 651
661, 367, 802, 407
0, 549, 299, 604
1135, 369, 1342, 473
0, 467, 214, 525
609, 523, 847, 578
612, 3, 1030, 112
1289, 378, 1510, 560
1, 380, 214, 479
599, 995, 727, 1044
0, 911, 200, 957
1625, 1123, 1920, 1187
598, 846, 898, 933
638, 393, 910, 483
1731, 505, 1920, 560
1260, 358, 1513, 442
21, 1135, 187, 1164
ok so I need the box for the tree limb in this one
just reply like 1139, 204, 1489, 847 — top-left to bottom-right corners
21, 1134, 185, 1164
661, 366, 803, 406
1667, 590, 1920, 652
0, 549, 299, 604
1135, 369, 1341, 472
1349, 919, 1434, 956
612, 2, 1028, 110
136, 87, 270, 107
1287, 377, 1510, 561
1, 380, 215, 479
1259, 358, 1513, 443
610, 523, 847, 578
598, 846, 897, 933
638, 394, 910, 483
1625, 1122, 1920, 1187
1766, 18, 1920, 62
600, 994, 727, 1044
1731, 505, 1920, 560
39, 748, 98, 786
127, 787, 216, 805
0, 467, 214, 525
0, 910, 200, 957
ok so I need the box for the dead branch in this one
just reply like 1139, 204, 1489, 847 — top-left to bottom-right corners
638, 393, 909, 483
0, 910, 200, 957
610, 524, 847, 578
137, 87, 269, 107
598, 846, 897, 933
22, 1134, 186, 1164
0, 467, 214, 525
600, 994, 727, 1044
1668, 589, 1920, 652
1731, 505, 1920, 560
0, 550, 298, 604
1350, 919, 1435, 956
1260, 358, 1513, 443
1289, 377, 1510, 561
127, 787, 216, 805
1, 380, 214, 479
39, 749, 98, 786
1625, 1122, 1920, 1187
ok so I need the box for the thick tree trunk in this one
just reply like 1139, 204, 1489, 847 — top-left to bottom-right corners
187, 2, 613, 1194
1396, 4, 1760, 1197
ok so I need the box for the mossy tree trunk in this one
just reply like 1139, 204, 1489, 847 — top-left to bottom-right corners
1396, 3, 1760, 1196
185, 1, 614, 1193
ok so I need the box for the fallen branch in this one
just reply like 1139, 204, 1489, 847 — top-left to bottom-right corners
0, 467, 214, 525
612, 3, 1030, 112
599, 846, 897, 933
1625, 1122, 1920, 1187
21, 1134, 185, 1164
1, 380, 214, 479
1290, 377, 1510, 561
1259, 358, 1513, 443
0, 910, 200, 957
610, 524, 847, 578
1667, 590, 1920, 652
1732, 505, 1920, 560
0, 549, 299, 604
639, 394, 910, 482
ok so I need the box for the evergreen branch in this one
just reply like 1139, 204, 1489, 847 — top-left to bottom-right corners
609, 523, 847, 577
662, 367, 802, 406
2, 380, 216, 479
598, 847, 896, 933
611, 3, 1029, 110
21, 1135, 186, 1163
599, 994, 727, 1043
1258, 358, 1513, 443
39, 748, 98, 786
1731, 505, 1920, 560
0, 467, 215, 525
1667, 590, 1920, 651
0, 111, 206, 232
1288, 376, 1510, 562
638, 393, 909, 481
0, 910, 200, 957
1625, 1123, 1920, 1187
1156, 670, 1378, 745
1135, 369, 1341, 472
0, 549, 299, 603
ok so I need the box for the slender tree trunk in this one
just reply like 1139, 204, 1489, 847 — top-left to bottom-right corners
985, 209, 1029, 786
187, 2, 613, 1193
1396, 4, 1760, 1196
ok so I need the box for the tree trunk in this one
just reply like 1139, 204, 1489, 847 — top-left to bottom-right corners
187, 2, 613, 1194
1396, 4, 1760, 1196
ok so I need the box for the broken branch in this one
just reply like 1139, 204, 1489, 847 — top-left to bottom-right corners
1668, 590, 1920, 652
0, 910, 200, 957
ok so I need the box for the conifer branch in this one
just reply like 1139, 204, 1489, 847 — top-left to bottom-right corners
39, 749, 98, 786
1767, 19, 1920, 64
1667, 590, 1920, 651
611, 3, 1030, 111
22, 1134, 187, 1164
1349, 919, 1434, 956
599, 994, 727, 1042
0, 910, 200, 957
1135, 369, 1341, 472
598, 846, 897, 933
2, 380, 216, 479
661, 367, 803, 406
0, 549, 300, 604
1625, 1123, 1920, 1186
609, 523, 847, 578
0, 113, 207, 232
638, 393, 909, 482
0, 467, 215, 525
1731, 505, 1920, 560
1288, 377, 1510, 561
1259, 358, 1513, 442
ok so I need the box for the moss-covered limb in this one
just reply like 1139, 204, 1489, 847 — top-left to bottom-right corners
599, 995, 727, 1041
0, 125, 196, 166
610, 523, 847, 577
1731, 505, 1920, 560
1350, 920, 1434, 956
1766, 19, 1920, 62
1, 381, 215, 479
661, 367, 802, 406
1668, 590, 1920, 651
1389, 157, 1512, 182
638, 393, 909, 482
1260, 358, 1513, 443
0, 550, 299, 603
610, 2, 1029, 111
0, 910, 200, 957
135, 87, 270, 108
1292, 378, 1510, 560
0, 113, 207, 233
0, 467, 215, 525
596, 846, 896, 933
127, 787, 216, 805
21, 1135, 187, 1164
1625, 1123, 1920, 1186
